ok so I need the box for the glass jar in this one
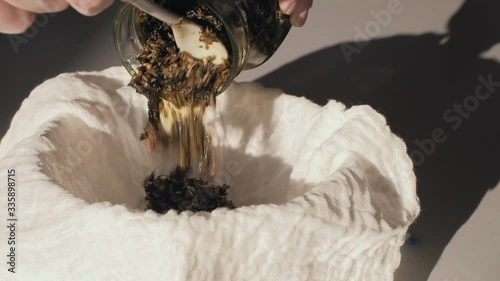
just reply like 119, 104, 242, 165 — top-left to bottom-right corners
113, 0, 291, 93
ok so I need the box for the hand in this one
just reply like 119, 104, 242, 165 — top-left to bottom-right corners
0, 0, 312, 34
279, 0, 313, 27
0, 0, 113, 34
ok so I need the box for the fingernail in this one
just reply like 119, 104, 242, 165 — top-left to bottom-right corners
280, 0, 297, 15
291, 10, 308, 27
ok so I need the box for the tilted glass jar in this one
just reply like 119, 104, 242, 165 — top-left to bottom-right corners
113, 0, 291, 93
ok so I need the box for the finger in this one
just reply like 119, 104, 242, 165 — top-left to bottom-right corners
279, 0, 312, 15
292, 0, 313, 26
290, 9, 309, 27
279, 0, 298, 15
0, 0, 34, 34
66, 0, 114, 16
3, 0, 68, 13
279, 0, 313, 27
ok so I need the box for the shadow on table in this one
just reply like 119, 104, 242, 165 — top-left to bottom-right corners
257, 0, 500, 280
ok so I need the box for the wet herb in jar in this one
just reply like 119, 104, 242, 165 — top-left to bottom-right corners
131, 1, 230, 169
244, 0, 291, 58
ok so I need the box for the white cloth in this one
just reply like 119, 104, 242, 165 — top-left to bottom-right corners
0, 67, 419, 281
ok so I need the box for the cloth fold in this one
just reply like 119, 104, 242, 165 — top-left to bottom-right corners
0, 67, 419, 281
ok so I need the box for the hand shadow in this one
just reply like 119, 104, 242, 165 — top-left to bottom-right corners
257, 0, 500, 280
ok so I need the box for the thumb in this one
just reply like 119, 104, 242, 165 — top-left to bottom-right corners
279, 0, 313, 27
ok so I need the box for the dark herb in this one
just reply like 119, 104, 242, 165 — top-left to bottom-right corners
247, 0, 290, 56
131, 1, 231, 172
145, 168, 235, 213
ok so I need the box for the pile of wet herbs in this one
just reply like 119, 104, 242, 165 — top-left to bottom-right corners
145, 168, 235, 213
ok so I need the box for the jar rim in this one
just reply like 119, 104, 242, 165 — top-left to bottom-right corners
113, 3, 142, 78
